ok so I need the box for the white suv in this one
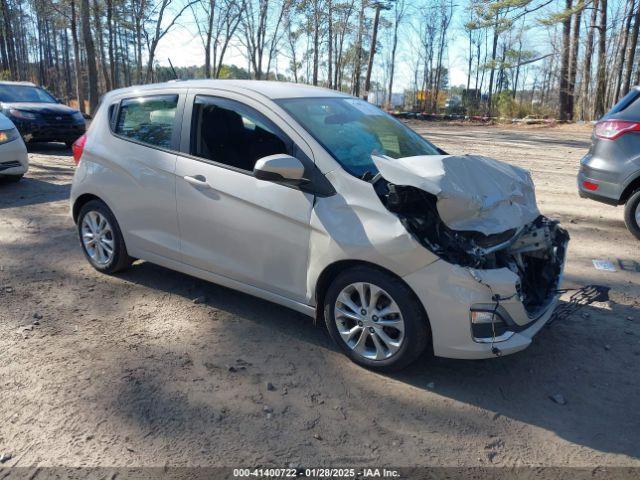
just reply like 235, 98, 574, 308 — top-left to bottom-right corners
70, 80, 569, 370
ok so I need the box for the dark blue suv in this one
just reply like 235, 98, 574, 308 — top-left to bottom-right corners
0, 81, 86, 148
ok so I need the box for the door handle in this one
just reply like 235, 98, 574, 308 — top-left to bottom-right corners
183, 175, 210, 188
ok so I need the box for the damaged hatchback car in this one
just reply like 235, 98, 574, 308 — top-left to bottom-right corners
70, 81, 569, 371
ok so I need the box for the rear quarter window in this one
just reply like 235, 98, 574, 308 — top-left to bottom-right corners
114, 95, 178, 149
605, 90, 640, 119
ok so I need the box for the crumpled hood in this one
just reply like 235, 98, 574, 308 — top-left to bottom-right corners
373, 154, 540, 235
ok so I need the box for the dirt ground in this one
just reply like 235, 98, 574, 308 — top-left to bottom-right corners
1, 123, 639, 471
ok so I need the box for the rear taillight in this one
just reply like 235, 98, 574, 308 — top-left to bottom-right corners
582, 181, 599, 191
594, 120, 640, 140
72, 134, 87, 165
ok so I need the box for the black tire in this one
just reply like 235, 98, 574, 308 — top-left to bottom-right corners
77, 199, 133, 273
0, 174, 23, 183
323, 266, 430, 372
624, 190, 640, 240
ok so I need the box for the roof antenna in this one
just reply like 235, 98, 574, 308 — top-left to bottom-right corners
168, 58, 178, 80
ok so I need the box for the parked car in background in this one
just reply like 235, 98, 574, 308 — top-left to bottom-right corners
579, 86, 640, 239
0, 81, 86, 148
0, 112, 28, 183
70, 80, 569, 371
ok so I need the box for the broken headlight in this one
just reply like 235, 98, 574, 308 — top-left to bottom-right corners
470, 309, 513, 343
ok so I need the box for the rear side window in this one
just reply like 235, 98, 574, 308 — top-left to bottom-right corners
605, 90, 640, 119
115, 95, 178, 149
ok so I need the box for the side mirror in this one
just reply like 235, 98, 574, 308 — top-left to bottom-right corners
253, 154, 306, 184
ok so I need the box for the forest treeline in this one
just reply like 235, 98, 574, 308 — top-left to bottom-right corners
0, 0, 638, 119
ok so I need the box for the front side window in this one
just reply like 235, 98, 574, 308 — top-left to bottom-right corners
0, 85, 57, 103
276, 97, 441, 178
190, 96, 288, 172
115, 95, 178, 149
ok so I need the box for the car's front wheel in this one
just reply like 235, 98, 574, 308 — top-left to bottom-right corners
624, 190, 640, 240
323, 266, 430, 371
77, 200, 133, 273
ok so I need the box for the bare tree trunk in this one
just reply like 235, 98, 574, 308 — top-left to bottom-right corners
363, 2, 382, 101
622, 1, 639, 95
567, 0, 583, 117
432, 3, 451, 112
70, 0, 85, 113
93, 0, 111, 91
134, 0, 144, 84
327, 0, 333, 88
81, 0, 99, 113
487, 13, 499, 113
215, 10, 243, 78
204, 0, 215, 78
512, 33, 523, 98
594, 0, 608, 118
615, 0, 636, 100
581, 0, 599, 119
312, 0, 320, 85
559, 0, 573, 121
106, 0, 115, 88
0, 0, 18, 78
62, 28, 73, 100
351, 0, 365, 97
387, 0, 404, 107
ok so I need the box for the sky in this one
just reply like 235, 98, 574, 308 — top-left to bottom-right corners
153, 2, 562, 93
153, 13, 470, 91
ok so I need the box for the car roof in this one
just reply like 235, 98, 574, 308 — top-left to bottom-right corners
0, 81, 37, 87
105, 80, 352, 101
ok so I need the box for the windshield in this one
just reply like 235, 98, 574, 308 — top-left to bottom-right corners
0, 85, 57, 103
276, 97, 441, 178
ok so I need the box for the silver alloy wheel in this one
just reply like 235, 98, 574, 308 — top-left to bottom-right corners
81, 211, 115, 266
635, 201, 640, 227
334, 282, 406, 361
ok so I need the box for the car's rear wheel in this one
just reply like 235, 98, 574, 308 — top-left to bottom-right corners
624, 190, 640, 240
323, 266, 430, 371
77, 200, 133, 273
0, 174, 23, 183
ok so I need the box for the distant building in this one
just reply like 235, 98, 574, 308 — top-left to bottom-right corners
367, 91, 405, 109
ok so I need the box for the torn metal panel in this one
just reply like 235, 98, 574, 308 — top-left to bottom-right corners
372, 154, 540, 235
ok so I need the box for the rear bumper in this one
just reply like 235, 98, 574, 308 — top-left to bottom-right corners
577, 153, 624, 204
0, 137, 28, 176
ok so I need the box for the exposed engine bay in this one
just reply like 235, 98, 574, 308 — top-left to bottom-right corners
373, 180, 570, 315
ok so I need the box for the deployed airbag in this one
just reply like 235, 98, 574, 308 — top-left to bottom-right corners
372, 154, 540, 235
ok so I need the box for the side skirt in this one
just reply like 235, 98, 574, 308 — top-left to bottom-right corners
133, 250, 317, 318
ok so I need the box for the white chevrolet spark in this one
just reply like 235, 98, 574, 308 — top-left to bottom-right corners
70, 80, 569, 370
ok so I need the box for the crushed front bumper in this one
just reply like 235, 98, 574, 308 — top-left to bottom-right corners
403, 220, 568, 360
404, 261, 563, 359
12, 117, 85, 144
